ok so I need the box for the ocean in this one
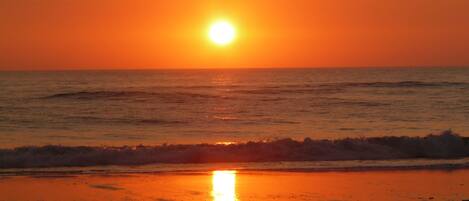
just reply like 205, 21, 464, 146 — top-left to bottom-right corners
1, 67, 469, 169
1, 67, 469, 148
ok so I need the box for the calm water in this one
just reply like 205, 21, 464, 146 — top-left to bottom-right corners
0, 68, 468, 147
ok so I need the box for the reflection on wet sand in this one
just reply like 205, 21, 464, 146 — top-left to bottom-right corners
212, 170, 237, 201
0, 170, 468, 200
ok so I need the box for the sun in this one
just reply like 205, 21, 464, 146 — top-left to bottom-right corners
209, 20, 236, 46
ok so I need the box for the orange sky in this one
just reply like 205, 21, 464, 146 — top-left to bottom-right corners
1, 0, 468, 70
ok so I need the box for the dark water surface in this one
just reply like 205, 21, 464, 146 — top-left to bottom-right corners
1, 67, 468, 147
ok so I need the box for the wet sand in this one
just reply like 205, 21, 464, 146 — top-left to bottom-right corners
0, 169, 468, 201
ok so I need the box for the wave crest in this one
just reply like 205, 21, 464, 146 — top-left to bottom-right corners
40, 81, 468, 99
0, 130, 467, 169
229, 81, 468, 95
42, 91, 227, 100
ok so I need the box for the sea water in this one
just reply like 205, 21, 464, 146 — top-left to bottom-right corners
0, 67, 468, 148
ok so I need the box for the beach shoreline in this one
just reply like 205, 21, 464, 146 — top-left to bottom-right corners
1, 168, 468, 201
1, 157, 468, 176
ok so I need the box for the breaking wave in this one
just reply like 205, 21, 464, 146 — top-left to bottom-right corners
0, 130, 468, 169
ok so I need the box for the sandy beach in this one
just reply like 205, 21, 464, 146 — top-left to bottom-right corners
1, 169, 468, 201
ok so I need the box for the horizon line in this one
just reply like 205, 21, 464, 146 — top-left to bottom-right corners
1, 66, 468, 72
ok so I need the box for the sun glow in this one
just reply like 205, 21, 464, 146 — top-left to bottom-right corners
209, 21, 236, 46
212, 170, 237, 201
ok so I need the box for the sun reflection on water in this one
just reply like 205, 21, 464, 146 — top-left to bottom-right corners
212, 170, 238, 201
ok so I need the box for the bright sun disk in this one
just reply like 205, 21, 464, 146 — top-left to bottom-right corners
209, 21, 236, 45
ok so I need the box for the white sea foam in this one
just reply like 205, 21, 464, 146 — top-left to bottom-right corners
0, 130, 467, 169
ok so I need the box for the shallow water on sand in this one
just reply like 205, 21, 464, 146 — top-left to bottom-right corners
0, 169, 468, 201
1, 67, 469, 147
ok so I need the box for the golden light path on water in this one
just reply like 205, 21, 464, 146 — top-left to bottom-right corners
212, 170, 238, 201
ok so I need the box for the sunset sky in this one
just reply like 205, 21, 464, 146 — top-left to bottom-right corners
1, 0, 468, 70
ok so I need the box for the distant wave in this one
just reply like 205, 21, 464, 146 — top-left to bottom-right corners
166, 81, 467, 89
40, 81, 468, 100
230, 81, 468, 95
42, 91, 230, 100
331, 81, 469, 88
0, 130, 467, 169
65, 116, 186, 125
45, 91, 150, 99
